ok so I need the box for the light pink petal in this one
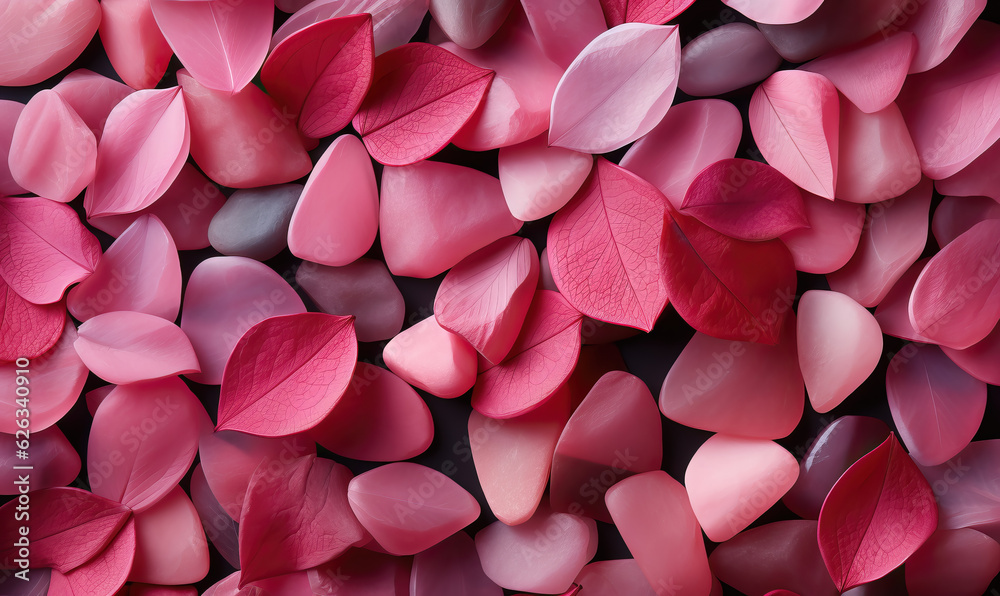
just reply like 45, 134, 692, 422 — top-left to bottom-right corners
0, 426, 79, 493
288, 135, 378, 267
605, 471, 713, 596
190, 464, 241, 569
908, 219, 1000, 348
309, 362, 433, 461
383, 315, 478, 398
74, 311, 200, 384
679, 23, 782, 98
520, 0, 606, 68
58, 516, 136, 596
308, 548, 412, 595
887, 344, 987, 466
88, 377, 208, 511
935, 141, 1000, 201
835, 100, 922, 205
348, 462, 480, 555
906, 528, 1000, 596
0, 196, 101, 304
896, 0, 986, 73
0, 318, 87, 433
780, 192, 866, 274
749, 70, 839, 199
660, 313, 803, 440
129, 486, 210, 585
430, 0, 512, 49
0, 276, 65, 361
549, 24, 679, 154
685, 434, 798, 542
800, 33, 916, 114
941, 322, 1000, 386
933, 195, 1000, 247
498, 134, 592, 221
9, 89, 95, 203
722, 0, 821, 24
411, 531, 501, 596
620, 99, 742, 208
51, 69, 133, 142
180, 256, 306, 385
827, 177, 931, 307
600, 0, 694, 26
797, 290, 883, 413
572, 559, 656, 596
272, 0, 428, 56
261, 14, 373, 139
100, 0, 172, 89
918, 440, 1000, 539
0, 100, 26, 196
0, 0, 101, 86
379, 160, 520, 278
873, 258, 932, 342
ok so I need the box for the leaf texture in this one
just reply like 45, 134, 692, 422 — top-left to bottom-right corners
0, 275, 65, 361
600, 0, 696, 26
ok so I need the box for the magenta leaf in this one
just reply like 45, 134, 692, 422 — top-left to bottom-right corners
548, 158, 669, 332
128, 486, 210, 585
722, 0, 822, 24
0, 196, 101, 304
217, 312, 358, 436
74, 311, 200, 384
818, 433, 938, 592
239, 455, 366, 586
57, 516, 135, 596
352, 43, 494, 165
99, 0, 173, 89
549, 24, 680, 154
261, 14, 374, 139
600, 0, 695, 26
0, 276, 65, 361
0, 0, 101, 86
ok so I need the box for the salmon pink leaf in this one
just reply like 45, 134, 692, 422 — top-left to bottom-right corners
600, 0, 696, 26
0, 275, 64, 361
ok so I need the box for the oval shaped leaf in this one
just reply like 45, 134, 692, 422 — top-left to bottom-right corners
0, 275, 65, 361
600, 0, 695, 26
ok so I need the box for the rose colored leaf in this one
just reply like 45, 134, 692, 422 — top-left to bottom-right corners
51, 69, 133, 142
932, 195, 1000, 248
0, 100, 26, 197
896, 0, 985, 73
0, 318, 87, 433
679, 23, 782, 98
827, 177, 931, 307
383, 315, 478, 398
0, 276, 64, 361
0, 487, 130, 572
430, 0, 513, 49
498, 134, 592, 221
411, 531, 501, 596
129, 486, 210, 585
935, 142, 1000, 201
887, 344, 987, 467
272, 0, 428, 57
58, 516, 136, 596
908, 219, 1000, 349
620, 99, 742, 208
600, 0, 694, 26
661, 208, 797, 345
905, 528, 1000, 596
190, 464, 241, 569
0, 426, 79, 494
150, 0, 271, 94
308, 548, 412, 595
471, 290, 583, 419
941, 322, 1000, 386
352, 43, 493, 165
873, 258, 931, 343
348, 462, 480, 555
547, 158, 669, 331
0, 196, 101, 304
180, 256, 306, 385
797, 290, 883, 413
722, 0, 822, 24
549, 24, 679, 154
100, 0, 172, 89
261, 14, 374, 139
818, 433, 938, 592
75, 311, 200, 384
88, 377, 208, 511
0, 0, 101, 86
780, 191, 865, 274
520, 0, 606, 69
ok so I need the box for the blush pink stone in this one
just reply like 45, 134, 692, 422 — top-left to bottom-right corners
382, 315, 479, 398
0, 0, 101, 86
573, 559, 656, 596
905, 528, 1000, 596
410, 531, 501, 596
834, 101, 921, 205
128, 486, 210, 585
288, 134, 378, 267
679, 23, 782, 97
605, 471, 713, 596
0, 426, 79, 494
797, 290, 883, 413
50, 69, 133, 142
347, 462, 481, 555
780, 192, 865, 274
0, 100, 26, 196
498, 135, 593, 221
430, 0, 513, 49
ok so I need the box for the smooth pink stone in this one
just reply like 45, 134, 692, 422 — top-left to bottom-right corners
180, 256, 306, 385
0, 0, 101, 86
68, 214, 182, 322
709, 520, 838, 596
475, 502, 593, 593
347, 462, 481, 555
410, 531, 501, 596
520, 0, 605, 69
189, 464, 240, 569
85, 384, 113, 416
757, 0, 903, 63
873, 258, 931, 343
835, 101, 921, 205
309, 362, 433, 461
660, 314, 803, 440
897, 0, 985, 73
605, 471, 713, 596
177, 69, 312, 189
827, 177, 931, 307
0, 100, 25, 196
0, 425, 79, 493
296, 258, 404, 343
51, 69, 133, 142
0, 318, 87, 433
272, 0, 428, 56
942, 322, 1000, 386
797, 290, 883, 413
905, 528, 1000, 596
919, 440, 1000, 540
932, 195, 1000, 247
99, 0, 172, 89
550, 371, 662, 522
309, 548, 411, 595
936, 141, 1000, 201
685, 434, 798, 542
9, 89, 96, 203
379, 161, 521, 278
288, 134, 378, 267
620, 99, 742, 208
782, 416, 891, 519
498, 134, 592, 221
780, 192, 865, 274
573, 559, 656, 596
382, 315, 478, 398
129, 486, 210, 585
679, 24, 782, 97
74, 311, 200, 384
430, 0, 512, 49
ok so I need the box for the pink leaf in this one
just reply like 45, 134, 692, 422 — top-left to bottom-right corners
84, 87, 190, 218
0, 487, 131, 572
520, 0, 606, 69
189, 464, 240, 569
128, 486, 209, 585
0, 0, 101, 86
471, 290, 583, 419
75, 311, 200, 384
429, 0, 513, 49
547, 158, 669, 331
58, 516, 136, 596
678, 23, 783, 98
908, 219, 1000, 349
0, 196, 101, 304
0, 275, 65, 361
352, 43, 494, 165
99, 0, 173, 89
149, 0, 272, 94
0, 100, 26, 197
383, 314, 479, 398
239, 455, 367, 586
271, 0, 428, 57
894, 0, 986, 74
261, 14, 374, 139
548, 23, 680, 154
887, 343, 987, 466
721, 0, 822, 24
51, 69, 133, 143
779, 191, 865, 274
932, 195, 1000, 248
217, 312, 358, 436
88, 377, 208, 511
749, 70, 840, 199
661, 208, 797, 345
818, 433, 938, 592
600, 0, 695, 26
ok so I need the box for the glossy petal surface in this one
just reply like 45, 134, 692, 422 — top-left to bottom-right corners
721, 0, 822, 24
50, 69, 132, 142
383, 316, 477, 399
100, 0, 172, 89
520, 0, 606, 69
941, 322, 1000, 386
208, 184, 300, 261
835, 101, 921, 205
779, 192, 865, 274
430, 0, 512, 49
129, 486, 210, 585
498, 134, 592, 221
410, 531, 501, 596
74, 311, 200, 384
0, 0, 101, 86
897, 0, 985, 73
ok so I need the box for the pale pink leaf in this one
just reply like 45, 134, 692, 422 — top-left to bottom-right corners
600, 0, 695, 26
58, 516, 136, 596
0, 275, 65, 361
0, 0, 101, 86
895, 0, 986, 73
520, 0, 606, 68
721, 0, 822, 24
128, 486, 210, 585
75, 311, 200, 384
99, 0, 173, 89
271, 0, 429, 57
779, 191, 866, 274
51, 69, 133, 143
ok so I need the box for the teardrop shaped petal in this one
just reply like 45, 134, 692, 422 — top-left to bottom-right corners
99, 0, 172, 89
75, 311, 200, 384
498, 134, 592, 221
383, 315, 478, 398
